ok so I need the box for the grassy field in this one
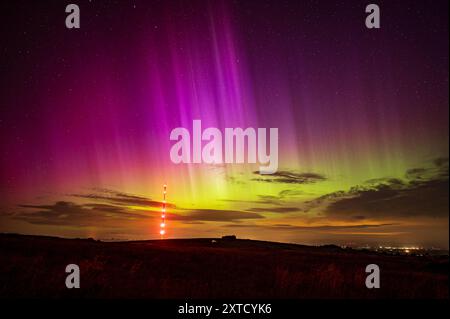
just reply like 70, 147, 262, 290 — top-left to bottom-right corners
0, 233, 447, 298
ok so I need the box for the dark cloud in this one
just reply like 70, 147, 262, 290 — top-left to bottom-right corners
71, 188, 176, 209
305, 158, 449, 220
171, 209, 264, 222
256, 195, 283, 205
405, 157, 449, 181
364, 177, 405, 186
12, 187, 264, 227
247, 206, 300, 213
255, 190, 307, 204
221, 196, 282, 206
16, 202, 262, 226
434, 157, 449, 168
81, 203, 129, 213
325, 178, 448, 219
221, 189, 307, 207
225, 175, 247, 185
405, 168, 427, 180
15, 201, 153, 227
278, 189, 305, 198
252, 171, 326, 184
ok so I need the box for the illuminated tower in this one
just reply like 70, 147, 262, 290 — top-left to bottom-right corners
160, 184, 167, 238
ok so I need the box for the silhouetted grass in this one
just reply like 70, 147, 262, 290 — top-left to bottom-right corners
0, 234, 447, 298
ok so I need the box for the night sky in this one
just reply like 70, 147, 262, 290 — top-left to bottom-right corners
0, 0, 448, 247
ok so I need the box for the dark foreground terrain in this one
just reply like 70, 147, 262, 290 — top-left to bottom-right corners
0, 233, 448, 298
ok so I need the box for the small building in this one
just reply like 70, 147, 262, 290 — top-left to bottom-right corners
221, 235, 237, 240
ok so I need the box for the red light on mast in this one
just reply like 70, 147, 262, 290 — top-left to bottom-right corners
160, 184, 167, 239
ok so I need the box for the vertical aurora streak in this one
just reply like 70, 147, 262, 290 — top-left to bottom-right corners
0, 0, 448, 247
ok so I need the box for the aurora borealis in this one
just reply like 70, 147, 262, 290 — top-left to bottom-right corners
0, 0, 448, 247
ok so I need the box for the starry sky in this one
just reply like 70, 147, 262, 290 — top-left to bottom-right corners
0, 0, 448, 248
